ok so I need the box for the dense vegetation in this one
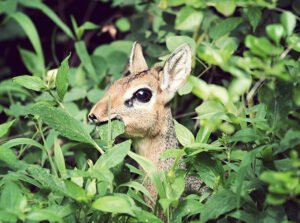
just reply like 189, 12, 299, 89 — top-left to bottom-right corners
0, 0, 300, 222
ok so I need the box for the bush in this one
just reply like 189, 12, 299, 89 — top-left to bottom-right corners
0, 0, 299, 222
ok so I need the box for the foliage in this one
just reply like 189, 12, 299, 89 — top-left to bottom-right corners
0, 0, 300, 222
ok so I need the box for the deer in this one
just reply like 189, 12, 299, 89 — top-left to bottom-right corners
88, 42, 201, 209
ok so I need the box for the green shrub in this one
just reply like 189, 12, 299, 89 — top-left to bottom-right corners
0, 0, 299, 222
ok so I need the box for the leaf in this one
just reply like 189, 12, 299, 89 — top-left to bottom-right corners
18, 48, 44, 75
214, 0, 236, 16
174, 119, 195, 147
64, 180, 88, 202
54, 140, 66, 178
18, 0, 74, 39
98, 120, 125, 142
0, 119, 15, 138
175, 6, 203, 31
55, 55, 70, 100
75, 41, 97, 82
128, 151, 156, 174
26, 210, 63, 223
0, 181, 24, 216
13, 75, 45, 92
133, 210, 163, 223
229, 128, 261, 143
2, 137, 44, 150
0, 146, 27, 169
119, 181, 154, 203
92, 194, 135, 216
29, 103, 95, 145
209, 17, 243, 40
200, 189, 239, 223
266, 24, 284, 45
280, 11, 296, 36
116, 17, 130, 32
10, 12, 44, 68
246, 7, 261, 31
166, 35, 196, 54
160, 149, 185, 160
95, 140, 131, 170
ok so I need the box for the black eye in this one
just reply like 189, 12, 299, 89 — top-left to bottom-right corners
134, 88, 152, 103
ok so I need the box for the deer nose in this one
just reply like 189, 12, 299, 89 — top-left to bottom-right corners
88, 113, 98, 123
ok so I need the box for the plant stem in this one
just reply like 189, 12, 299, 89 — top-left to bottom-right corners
36, 121, 58, 176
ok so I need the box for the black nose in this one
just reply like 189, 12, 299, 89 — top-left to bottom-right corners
88, 113, 98, 122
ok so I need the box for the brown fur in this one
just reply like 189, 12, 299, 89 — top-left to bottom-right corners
89, 43, 202, 210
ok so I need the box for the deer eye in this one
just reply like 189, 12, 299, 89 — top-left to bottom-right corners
134, 88, 152, 103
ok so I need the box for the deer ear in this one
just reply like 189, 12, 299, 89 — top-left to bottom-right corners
160, 43, 192, 98
129, 42, 148, 74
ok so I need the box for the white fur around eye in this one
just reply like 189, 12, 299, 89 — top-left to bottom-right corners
123, 85, 156, 108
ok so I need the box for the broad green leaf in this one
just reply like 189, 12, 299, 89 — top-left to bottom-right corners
0, 181, 24, 216
19, 0, 74, 39
133, 210, 163, 223
174, 119, 195, 147
95, 140, 131, 170
128, 151, 156, 174
26, 210, 63, 223
166, 35, 196, 54
0, 119, 15, 138
280, 11, 296, 36
228, 77, 252, 98
266, 24, 284, 45
160, 149, 185, 160
200, 189, 239, 223
18, 48, 44, 75
92, 194, 135, 216
54, 140, 66, 178
10, 12, 44, 68
55, 55, 70, 100
64, 180, 88, 202
75, 41, 97, 82
245, 7, 261, 31
229, 128, 261, 143
116, 17, 130, 32
175, 6, 203, 31
98, 120, 125, 142
87, 88, 104, 103
195, 101, 225, 118
214, 0, 236, 16
29, 103, 95, 145
209, 17, 243, 40
13, 75, 46, 92
0, 146, 27, 169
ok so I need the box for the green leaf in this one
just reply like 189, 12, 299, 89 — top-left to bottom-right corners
0, 146, 26, 169
10, 12, 44, 68
98, 120, 125, 142
229, 128, 261, 143
18, 48, 44, 75
200, 189, 239, 223
119, 181, 154, 203
0, 119, 15, 138
166, 35, 196, 54
54, 140, 66, 178
214, 0, 236, 16
55, 55, 70, 100
26, 210, 63, 223
209, 17, 243, 40
64, 180, 88, 202
116, 17, 130, 32
133, 210, 163, 223
95, 140, 131, 170
128, 151, 156, 174
2, 137, 44, 150
75, 41, 97, 82
13, 75, 45, 92
92, 194, 135, 216
246, 7, 261, 31
19, 0, 74, 39
29, 103, 95, 145
174, 119, 195, 147
160, 149, 185, 160
280, 11, 296, 36
266, 24, 285, 45
87, 88, 104, 103
175, 6, 203, 31
0, 181, 24, 216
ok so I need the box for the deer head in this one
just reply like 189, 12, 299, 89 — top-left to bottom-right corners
88, 42, 192, 139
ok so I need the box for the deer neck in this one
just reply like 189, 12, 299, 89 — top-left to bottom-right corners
132, 108, 178, 170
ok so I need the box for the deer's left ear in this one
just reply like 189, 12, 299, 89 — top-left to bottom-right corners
160, 44, 192, 97
129, 42, 148, 74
